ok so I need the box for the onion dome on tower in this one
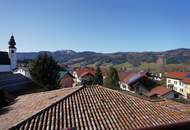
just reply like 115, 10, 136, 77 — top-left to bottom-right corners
8, 35, 16, 48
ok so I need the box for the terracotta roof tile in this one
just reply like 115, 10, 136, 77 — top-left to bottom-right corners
147, 86, 172, 97
118, 71, 137, 82
10, 86, 190, 130
156, 99, 190, 115
75, 67, 96, 78
182, 78, 190, 84
0, 87, 81, 130
166, 72, 190, 80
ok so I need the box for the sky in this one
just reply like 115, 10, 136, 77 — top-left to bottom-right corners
0, 0, 190, 53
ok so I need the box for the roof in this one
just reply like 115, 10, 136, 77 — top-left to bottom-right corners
155, 99, 190, 115
8, 35, 16, 48
118, 71, 146, 84
166, 72, 190, 80
58, 71, 74, 80
147, 86, 173, 97
118, 71, 130, 81
0, 73, 33, 92
75, 67, 96, 78
0, 51, 10, 65
0, 86, 81, 130
182, 78, 190, 84
10, 86, 190, 130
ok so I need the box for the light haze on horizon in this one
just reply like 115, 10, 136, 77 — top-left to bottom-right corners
0, 0, 190, 53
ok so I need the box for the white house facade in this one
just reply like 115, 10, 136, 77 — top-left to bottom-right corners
14, 67, 31, 78
166, 72, 190, 98
166, 78, 184, 95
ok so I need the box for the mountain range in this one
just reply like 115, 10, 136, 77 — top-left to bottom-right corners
17, 48, 190, 66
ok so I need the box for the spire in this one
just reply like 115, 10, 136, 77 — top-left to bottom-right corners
8, 35, 16, 48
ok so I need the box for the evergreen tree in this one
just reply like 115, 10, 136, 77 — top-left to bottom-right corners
94, 67, 103, 85
30, 53, 60, 90
104, 66, 119, 89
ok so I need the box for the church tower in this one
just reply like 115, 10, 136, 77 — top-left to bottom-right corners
8, 35, 17, 70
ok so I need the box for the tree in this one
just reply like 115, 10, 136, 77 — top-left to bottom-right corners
104, 66, 119, 89
30, 53, 60, 90
94, 67, 103, 85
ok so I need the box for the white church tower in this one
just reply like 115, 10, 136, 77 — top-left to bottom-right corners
8, 35, 17, 70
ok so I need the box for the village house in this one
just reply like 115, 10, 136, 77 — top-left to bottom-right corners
118, 71, 155, 94
118, 71, 137, 91
166, 72, 190, 98
146, 86, 181, 99
0, 35, 17, 72
58, 71, 75, 88
147, 72, 163, 81
14, 67, 31, 78
183, 76, 190, 98
73, 67, 96, 85
118, 71, 180, 99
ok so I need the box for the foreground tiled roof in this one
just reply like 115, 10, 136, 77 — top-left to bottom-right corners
10, 86, 190, 130
0, 87, 81, 130
155, 99, 190, 115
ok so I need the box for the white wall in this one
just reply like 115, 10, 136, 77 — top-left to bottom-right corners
166, 78, 184, 95
8, 48, 17, 70
73, 71, 81, 83
0, 65, 11, 72
14, 69, 31, 78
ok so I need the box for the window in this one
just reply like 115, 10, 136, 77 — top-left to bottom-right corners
168, 80, 171, 83
180, 88, 184, 93
11, 50, 14, 53
179, 81, 183, 86
174, 81, 177, 85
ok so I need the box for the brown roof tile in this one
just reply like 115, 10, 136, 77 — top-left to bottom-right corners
0, 87, 81, 130
182, 78, 190, 84
9, 86, 190, 130
75, 67, 96, 78
147, 86, 172, 97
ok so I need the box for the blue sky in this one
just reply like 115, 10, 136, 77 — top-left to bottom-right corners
0, 0, 190, 52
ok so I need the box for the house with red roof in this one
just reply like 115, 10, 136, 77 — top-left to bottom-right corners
146, 86, 181, 99
118, 71, 157, 95
118, 71, 138, 91
166, 72, 190, 98
58, 71, 74, 88
73, 67, 96, 85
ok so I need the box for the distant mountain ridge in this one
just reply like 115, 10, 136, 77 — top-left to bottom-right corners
17, 48, 190, 66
